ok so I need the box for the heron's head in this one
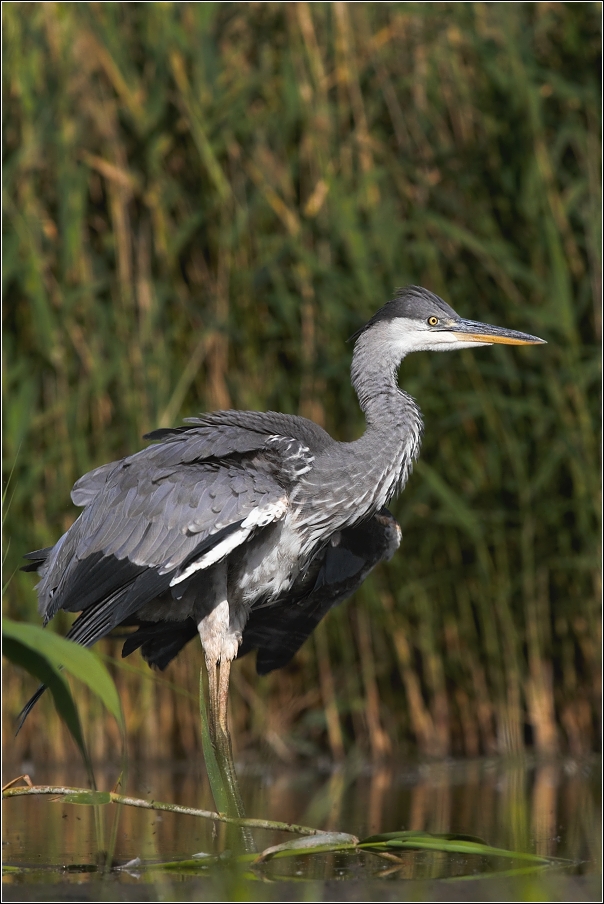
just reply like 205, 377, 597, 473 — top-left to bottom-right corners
352, 286, 546, 357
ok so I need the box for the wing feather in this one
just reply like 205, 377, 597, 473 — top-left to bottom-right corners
21, 409, 336, 727
34, 425, 313, 624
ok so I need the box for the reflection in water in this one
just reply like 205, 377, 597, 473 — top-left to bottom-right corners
2, 755, 600, 883
532, 762, 558, 858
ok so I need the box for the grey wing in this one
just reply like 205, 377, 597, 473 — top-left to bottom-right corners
69, 426, 269, 508
38, 453, 288, 625
71, 460, 121, 506
20, 421, 317, 729
34, 413, 319, 630
71, 412, 324, 507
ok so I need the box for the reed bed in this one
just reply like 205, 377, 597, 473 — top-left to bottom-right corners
3, 2, 600, 762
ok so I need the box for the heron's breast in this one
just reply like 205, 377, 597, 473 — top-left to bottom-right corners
230, 516, 305, 606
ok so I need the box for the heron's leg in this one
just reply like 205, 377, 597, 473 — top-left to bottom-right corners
217, 657, 231, 737
213, 655, 249, 824
213, 657, 247, 815
198, 600, 230, 755
200, 645, 244, 813
197, 567, 252, 846
204, 654, 220, 748
197, 563, 231, 748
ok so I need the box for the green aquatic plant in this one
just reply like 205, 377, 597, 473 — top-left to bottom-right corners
3, 618, 125, 784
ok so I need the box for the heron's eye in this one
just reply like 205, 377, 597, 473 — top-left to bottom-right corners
427, 316, 439, 326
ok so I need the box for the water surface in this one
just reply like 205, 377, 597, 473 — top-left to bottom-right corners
3, 755, 600, 901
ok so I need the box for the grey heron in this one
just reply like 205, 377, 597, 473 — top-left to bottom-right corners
20, 286, 545, 765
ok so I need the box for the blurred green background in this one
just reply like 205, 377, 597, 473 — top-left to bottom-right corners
3, 2, 600, 764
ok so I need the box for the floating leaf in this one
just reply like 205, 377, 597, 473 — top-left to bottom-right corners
361, 830, 486, 846
255, 832, 359, 863
358, 830, 551, 863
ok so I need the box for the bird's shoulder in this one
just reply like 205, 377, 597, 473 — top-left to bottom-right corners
72, 409, 333, 508
146, 409, 333, 455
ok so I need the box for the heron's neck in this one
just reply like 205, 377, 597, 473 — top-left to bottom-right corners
291, 334, 423, 543
351, 332, 420, 432
347, 331, 423, 507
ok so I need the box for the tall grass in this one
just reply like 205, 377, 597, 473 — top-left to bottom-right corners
3, 2, 600, 761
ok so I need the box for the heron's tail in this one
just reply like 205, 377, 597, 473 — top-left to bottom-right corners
20, 546, 53, 573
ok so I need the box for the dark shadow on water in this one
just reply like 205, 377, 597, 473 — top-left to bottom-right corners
2, 875, 602, 903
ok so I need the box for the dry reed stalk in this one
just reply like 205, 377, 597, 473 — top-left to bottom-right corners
314, 622, 345, 762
